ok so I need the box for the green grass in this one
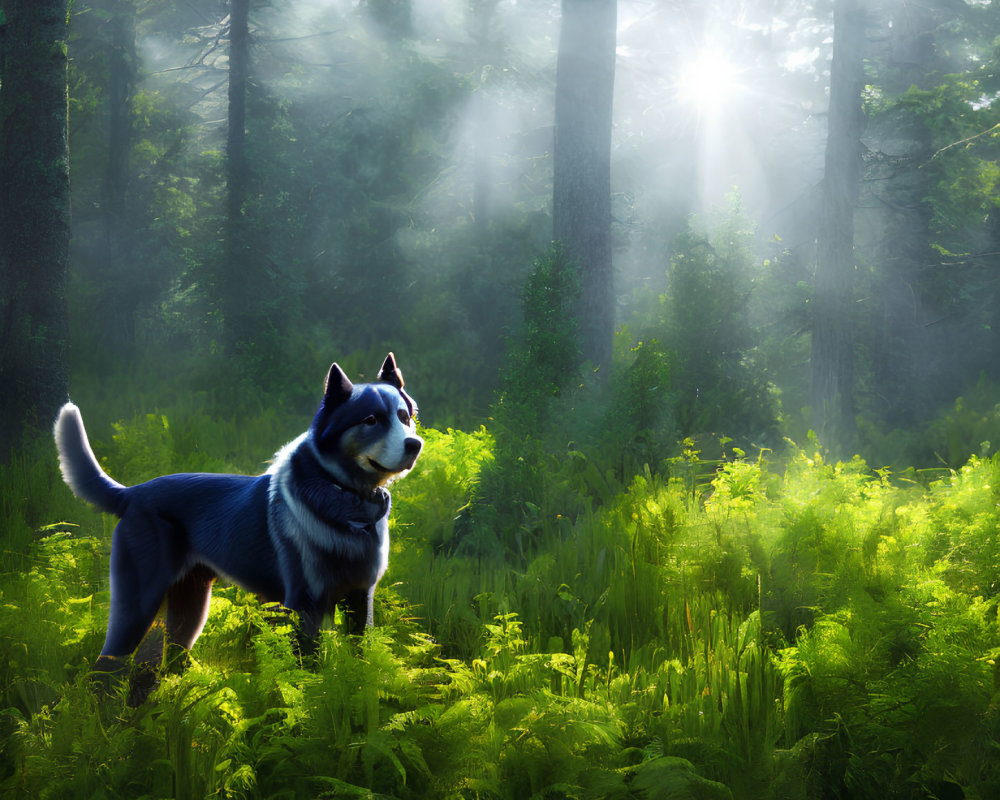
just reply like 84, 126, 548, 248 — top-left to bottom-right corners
3, 410, 1000, 798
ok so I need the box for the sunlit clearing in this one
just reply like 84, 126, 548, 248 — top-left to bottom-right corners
676, 49, 740, 117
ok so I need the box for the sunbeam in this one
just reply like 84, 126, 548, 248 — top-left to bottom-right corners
676, 47, 741, 118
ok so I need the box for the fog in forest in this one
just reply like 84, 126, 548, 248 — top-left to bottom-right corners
35, 0, 986, 463
9, 2, 1000, 796
0, 0, 993, 461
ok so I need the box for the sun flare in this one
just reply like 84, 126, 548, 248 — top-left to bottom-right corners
676, 49, 740, 117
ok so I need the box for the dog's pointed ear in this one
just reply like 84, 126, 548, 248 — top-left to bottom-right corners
324, 363, 354, 407
377, 352, 404, 390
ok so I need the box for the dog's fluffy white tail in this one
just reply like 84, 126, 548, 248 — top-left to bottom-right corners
54, 402, 126, 515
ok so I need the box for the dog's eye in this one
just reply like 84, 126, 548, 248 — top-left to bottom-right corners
362, 415, 378, 427
397, 409, 411, 425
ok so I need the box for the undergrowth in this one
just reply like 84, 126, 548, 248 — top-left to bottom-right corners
3, 406, 1000, 798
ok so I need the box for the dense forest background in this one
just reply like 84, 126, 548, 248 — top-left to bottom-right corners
5, 0, 1000, 797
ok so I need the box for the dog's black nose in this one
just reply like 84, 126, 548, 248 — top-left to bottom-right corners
404, 438, 422, 457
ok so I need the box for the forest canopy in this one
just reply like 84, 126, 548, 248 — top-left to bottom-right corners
5, 0, 1000, 798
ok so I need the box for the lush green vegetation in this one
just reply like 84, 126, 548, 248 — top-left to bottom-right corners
5, 246, 1000, 798
5, 399, 1000, 798
8, 1, 1000, 797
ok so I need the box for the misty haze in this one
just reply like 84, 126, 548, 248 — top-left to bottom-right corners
3, 1, 1000, 797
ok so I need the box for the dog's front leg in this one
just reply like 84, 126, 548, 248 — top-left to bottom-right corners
293, 607, 322, 662
342, 586, 375, 634
297, 607, 321, 640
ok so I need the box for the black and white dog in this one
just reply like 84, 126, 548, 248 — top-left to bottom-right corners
54, 354, 422, 668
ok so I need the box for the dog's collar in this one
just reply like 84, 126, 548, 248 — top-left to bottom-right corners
329, 481, 390, 524
288, 446, 390, 527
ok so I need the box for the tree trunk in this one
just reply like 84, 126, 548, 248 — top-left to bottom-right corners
552, 0, 617, 372
860, 1, 942, 428
224, 0, 252, 353
364, 0, 413, 38
0, 0, 71, 455
105, 1, 133, 249
103, 0, 138, 348
811, 0, 866, 450
472, 91, 495, 233
227, 0, 249, 231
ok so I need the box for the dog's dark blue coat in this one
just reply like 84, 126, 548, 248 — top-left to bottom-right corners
54, 355, 420, 663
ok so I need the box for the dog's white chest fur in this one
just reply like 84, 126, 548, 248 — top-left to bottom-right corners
267, 433, 390, 601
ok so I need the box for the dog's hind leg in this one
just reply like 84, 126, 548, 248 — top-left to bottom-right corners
100, 517, 182, 660
165, 563, 217, 651
101, 562, 169, 660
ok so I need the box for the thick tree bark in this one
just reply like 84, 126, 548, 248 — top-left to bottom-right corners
811, 0, 866, 449
552, 0, 617, 371
0, 0, 71, 455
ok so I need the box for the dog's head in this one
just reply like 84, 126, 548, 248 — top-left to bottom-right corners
311, 353, 423, 492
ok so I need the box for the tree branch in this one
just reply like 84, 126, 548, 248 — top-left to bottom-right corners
931, 123, 1000, 159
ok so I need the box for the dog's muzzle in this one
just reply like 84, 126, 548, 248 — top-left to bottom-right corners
401, 436, 423, 469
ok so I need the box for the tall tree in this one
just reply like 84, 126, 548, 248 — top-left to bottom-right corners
552, 0, 617, 371
811, 0, 866, 449
224, 0, 252, 355
0, 0, 71, 454
860, 0, 957, 428
364, 0, 413, 38
102, 0, 138, 348
104, 0, 135, 254
227, 0, 249, 239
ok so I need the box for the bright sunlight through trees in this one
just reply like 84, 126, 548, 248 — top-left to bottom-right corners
676, 47, 742, 117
